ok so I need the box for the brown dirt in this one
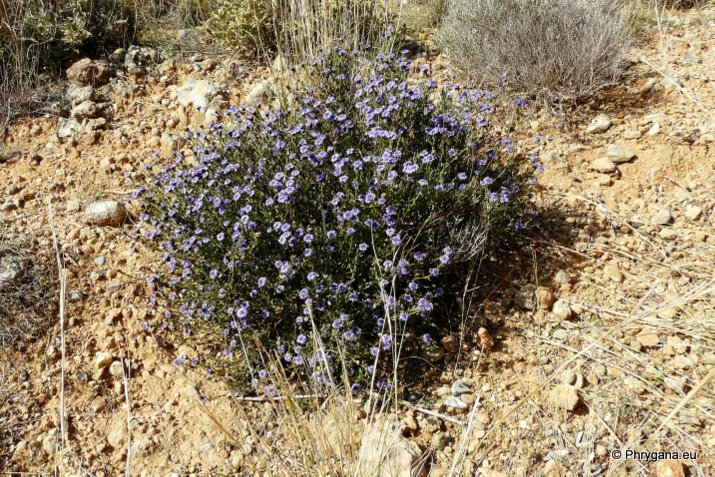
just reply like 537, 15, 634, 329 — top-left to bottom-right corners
1, 6, 714, 476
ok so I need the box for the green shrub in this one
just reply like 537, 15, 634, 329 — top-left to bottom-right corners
439, 0, 631, 102
136, 46, 540, 392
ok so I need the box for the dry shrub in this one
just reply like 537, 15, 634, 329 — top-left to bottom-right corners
273, 0, 398, 62
438, 0, 632, 102
0, 233, 55, 348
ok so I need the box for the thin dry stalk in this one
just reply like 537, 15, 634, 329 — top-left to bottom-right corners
48, 204, 67, 455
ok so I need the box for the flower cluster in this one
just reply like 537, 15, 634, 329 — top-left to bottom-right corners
136, 46, 539, 392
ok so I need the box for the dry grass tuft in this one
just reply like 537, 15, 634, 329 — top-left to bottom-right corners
0, 231, 56, 349
438, 0, 632, 103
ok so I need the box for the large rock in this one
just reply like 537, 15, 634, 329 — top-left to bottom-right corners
176, 79, 218, 111
85, 201, 127, 226
66, 59, 112, 86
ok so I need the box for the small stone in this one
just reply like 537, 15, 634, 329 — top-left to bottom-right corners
553, 270, 571, 286
606, 144, 636, 163
423, 345, 445, 363
431, 433, 450, 450
245, 81, 271, 106
477, 327, 495, 350
544, 459, 566, 477
552, 300, 572, 321
552, 329, 568, 341
650, 210, 673, 226
460, 393, 476, 405
586, 114, 612, 134
85, 201, 127, 226
451, 380, 471, 396
514, 284, 536, 310
655, 459, 685, 477
441, 335, 459, 354
648, 122, 661, 136
95, 352, 113, 369
684, 206, 702, 220
109, 361, 124, 377
536, 286, 555, 310
91, 396, 106, 412
636, 333, 659, 348
659, 229, 677, 240
604, 265, 623, 283
176, 79, 218, 111
630, 339, 643, 352
42, 433, 56, 455
71, 100, 100, 122
444, 396, 468, 410
550, 384, 579, 411
66, 199, 81, 213
58, 118, 81, 138
95, 256, 106, 266
591, 158, 616, 173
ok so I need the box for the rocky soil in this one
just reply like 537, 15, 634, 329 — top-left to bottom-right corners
1, 6, 714, 477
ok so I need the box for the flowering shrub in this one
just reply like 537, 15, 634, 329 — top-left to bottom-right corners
136, 47, 539, 392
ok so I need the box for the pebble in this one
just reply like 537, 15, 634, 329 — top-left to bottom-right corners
85, 201, 127, 226
95, 352, 114, 369
514, 284, 536, 310
477, 327, 495, 350
536, 287, 555, 310
451, 380, 471, 396
586, 114, 612, 134
606, 144, 636, 163
423, 345, 445, 364
109, 360, 124, 377
636, 333, 660, 347
648, 122, 661, 136
656, 460, 685, 477
91, 396, 106, 412
441, 335, 459, 354
684, 206, 702, 220
444, 396, 468, 410
659, 228, 677, 240
550, 384, 580, 411
552, 300, 572, 321
591, 158, 616, 173
552, 329, 568, 341
650, 209, 672, 226
460, 393, 476, 405
553, 270, 571, 286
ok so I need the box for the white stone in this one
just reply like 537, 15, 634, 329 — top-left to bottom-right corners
586, 114, 612, 134
85, 201, 127, 226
